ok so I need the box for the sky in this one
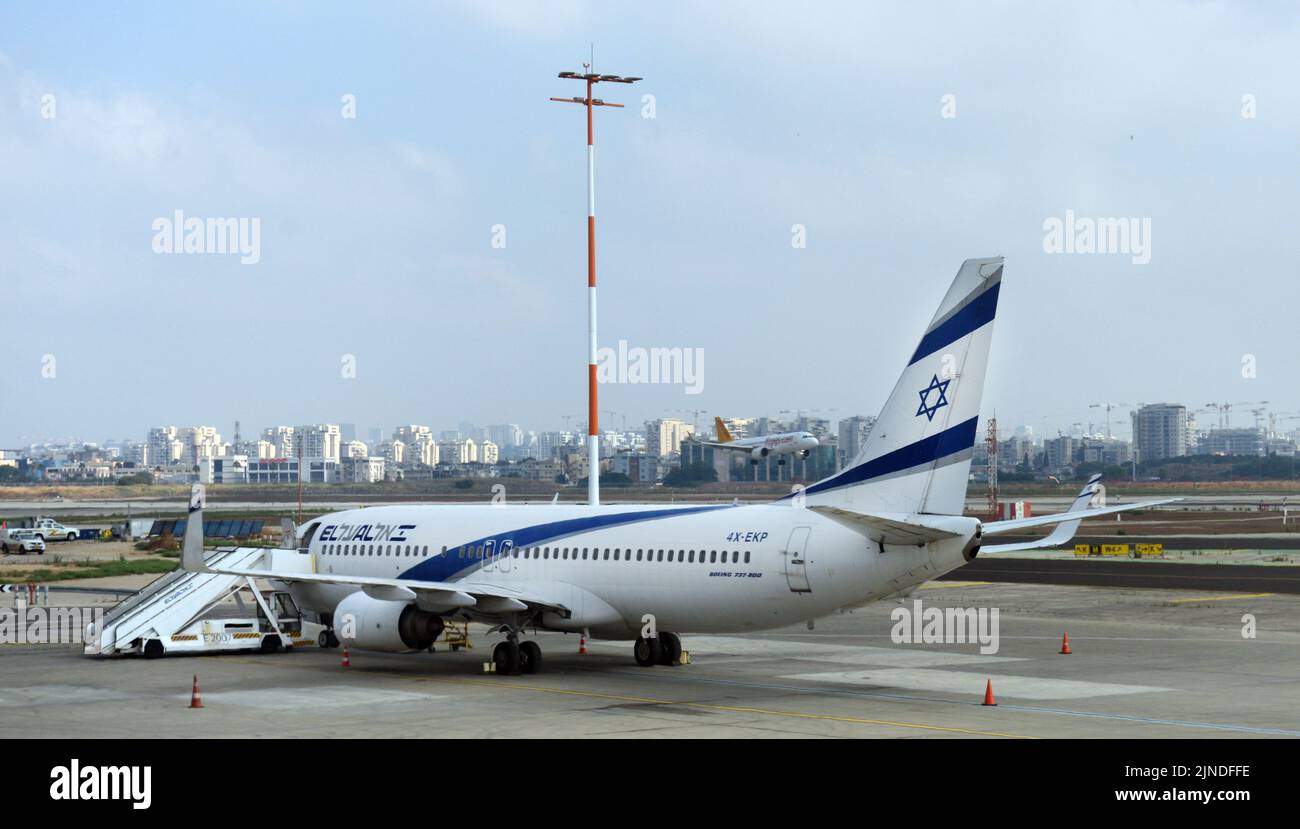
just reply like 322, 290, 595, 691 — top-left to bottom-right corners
2, 1, 1299, 447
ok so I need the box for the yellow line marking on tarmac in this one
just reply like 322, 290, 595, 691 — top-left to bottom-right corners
920, 581, 993, 589
1167, 592, 1274, 604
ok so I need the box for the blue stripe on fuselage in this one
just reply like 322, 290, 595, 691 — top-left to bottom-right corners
908, 280, 1000, 365
395, 504, 735, 582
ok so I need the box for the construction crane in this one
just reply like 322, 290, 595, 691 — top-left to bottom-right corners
1204, 401, 1270, 429
1267, 411, 1300, 434
670, 408, 708, 435
1088, 403, 1131, 439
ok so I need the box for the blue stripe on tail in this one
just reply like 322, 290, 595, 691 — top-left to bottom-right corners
909, 280, 1000, 365
794, 416, 980, 498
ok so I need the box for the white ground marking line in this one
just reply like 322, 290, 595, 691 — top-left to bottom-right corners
192, 685, 445, 710
781, 668, 1170, 700
586, 636, 1023, 667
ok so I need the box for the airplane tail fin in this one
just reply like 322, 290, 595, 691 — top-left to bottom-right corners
798, 257, 1003, 516
181, 483, 210, 573
714, 417, 734, 443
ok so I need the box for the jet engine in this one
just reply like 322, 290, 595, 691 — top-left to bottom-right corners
750, 447, 769, 461
335, 591, 445, 653
799, 449, 811, 459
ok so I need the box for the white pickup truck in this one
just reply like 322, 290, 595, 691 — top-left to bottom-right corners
2, 529, 46, 555
31, 518, 79, 542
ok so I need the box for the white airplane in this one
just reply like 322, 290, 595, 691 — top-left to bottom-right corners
707, 416, 819, 465
182, 257, 1174, 675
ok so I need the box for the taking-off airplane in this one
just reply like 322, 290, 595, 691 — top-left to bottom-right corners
708, 417, 819, 464
182, 257, 1172, 674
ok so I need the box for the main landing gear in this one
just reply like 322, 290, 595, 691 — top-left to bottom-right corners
492, 629, 542, 676
634, 632, 682, 667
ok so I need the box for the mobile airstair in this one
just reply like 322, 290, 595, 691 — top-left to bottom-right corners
84, 546, 317, 657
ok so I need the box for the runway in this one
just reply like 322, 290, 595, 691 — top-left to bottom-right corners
949, 558, 1300, 594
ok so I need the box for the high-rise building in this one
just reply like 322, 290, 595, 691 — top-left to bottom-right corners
1200, 428, 1264, 457
837, 415, 876, 467
1132, 404, 1188, 462
488, 424, 523, 448
298, 424, 342, 462
1044, 435, 1076, 471
646, 419, 693, 458
263, 426, 296, 457
344, 440, 369, 459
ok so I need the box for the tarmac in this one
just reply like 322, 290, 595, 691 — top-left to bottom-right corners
2, 580, 1297, 738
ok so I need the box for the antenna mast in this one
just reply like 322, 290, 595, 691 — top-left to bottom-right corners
550, 61, 641, 507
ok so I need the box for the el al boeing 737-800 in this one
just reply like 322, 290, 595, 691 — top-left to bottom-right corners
181, 257, 1173, 674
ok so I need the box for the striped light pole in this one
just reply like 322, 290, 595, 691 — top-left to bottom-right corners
551, 65, 640, 506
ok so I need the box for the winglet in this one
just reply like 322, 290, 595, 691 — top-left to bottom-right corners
181, 483, 210, 573
714, 417, 734, 443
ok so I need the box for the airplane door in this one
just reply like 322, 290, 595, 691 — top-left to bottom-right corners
497, 539, 513, 574
782, 526, 812, 593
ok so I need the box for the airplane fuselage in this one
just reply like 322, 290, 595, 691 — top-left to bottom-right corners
288, 502, 973, 639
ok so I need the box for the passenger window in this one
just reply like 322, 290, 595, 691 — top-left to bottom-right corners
688, 550, 695, 563
636, 549, 643, 562
603, 549, 610, 560
744, 551, 751, 563
709, 550, 716, 563
614, 549, 620, 561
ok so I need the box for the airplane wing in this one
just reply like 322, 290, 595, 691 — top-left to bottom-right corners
179, 484, 570, 615
981, 475, 1178, 552
703, 441, 749, 452
214, 564, 565, 614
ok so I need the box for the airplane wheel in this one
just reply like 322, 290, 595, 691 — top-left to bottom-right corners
519, 640, 543, 674
318, 630, 338, 649
658, 632, 682, 666
326, 631, 339, 648
493, 640, 521, 675
633, 636, 661, 667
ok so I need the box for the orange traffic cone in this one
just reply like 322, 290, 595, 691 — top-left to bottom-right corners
982, 679, 997, 706
189, 674, 204, 709
341, 645, 351, 668
1059, 633, 1072, 655
578, 635, 588, 655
